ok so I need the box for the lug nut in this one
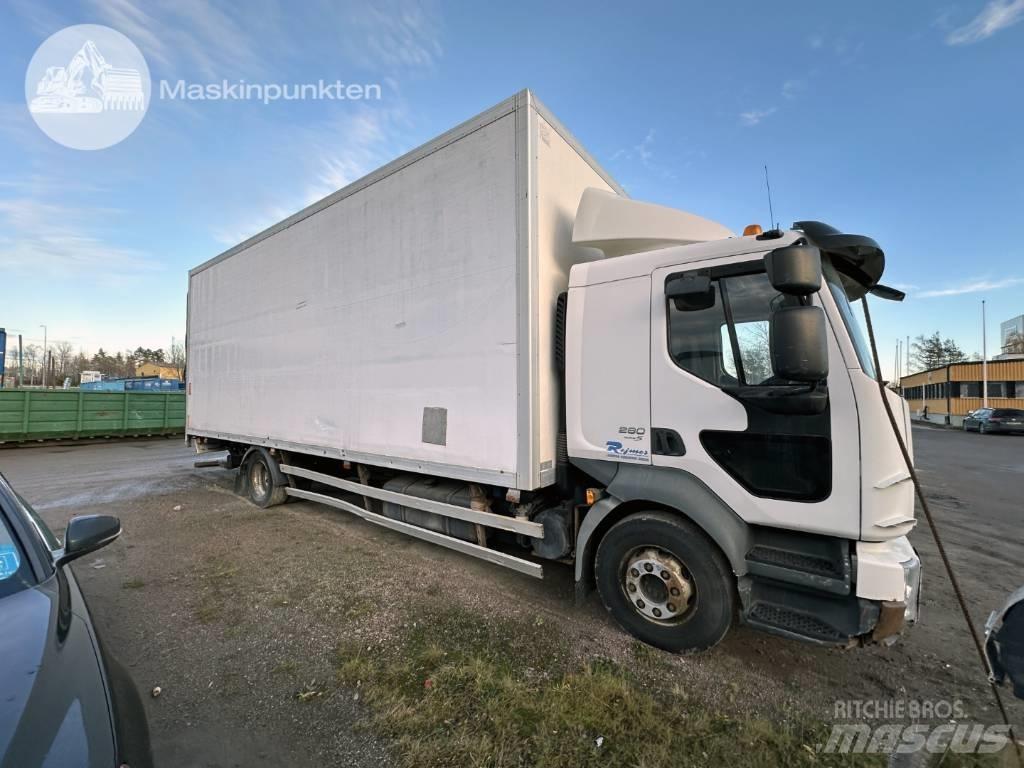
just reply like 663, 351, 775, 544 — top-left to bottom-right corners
660, 570, 670, 580
670, 587, 680, 596
627, 583, 637, 593
644, 563, 654, 572
667, 603, 676, 613
636, 599, 645, 609
652, 607, 662, 617
630, 567, 640, 577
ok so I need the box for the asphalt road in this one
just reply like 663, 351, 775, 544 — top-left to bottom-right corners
0, 426, 1021, 765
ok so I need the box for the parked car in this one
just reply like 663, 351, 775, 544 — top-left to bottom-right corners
963, 408, 1024, 434
0, 472, 152, 767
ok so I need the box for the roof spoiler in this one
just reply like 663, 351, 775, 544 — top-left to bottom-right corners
793, 221, 903, 302
573, 188, 734, 258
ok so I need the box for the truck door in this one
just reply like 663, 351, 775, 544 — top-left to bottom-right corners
649, 256, 860, 538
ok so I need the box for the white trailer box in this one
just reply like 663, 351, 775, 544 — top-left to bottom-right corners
187, 91, 623, 490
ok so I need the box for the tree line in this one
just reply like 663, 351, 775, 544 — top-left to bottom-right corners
909, 332, 971, 372
4, 343, 185, 387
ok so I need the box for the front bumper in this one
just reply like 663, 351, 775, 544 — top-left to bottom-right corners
856, 536, 922, 639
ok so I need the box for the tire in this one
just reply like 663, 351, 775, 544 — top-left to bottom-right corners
246, 451, 288, 507
595, 511, 735, 652
979, 422, 988, 435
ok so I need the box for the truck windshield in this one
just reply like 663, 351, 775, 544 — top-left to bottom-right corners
822, 259, 876, 379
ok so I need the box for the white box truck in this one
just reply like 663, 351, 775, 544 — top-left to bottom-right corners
188, 90, 921, 651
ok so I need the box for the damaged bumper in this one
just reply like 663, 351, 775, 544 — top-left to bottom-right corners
855, 536, 922, 641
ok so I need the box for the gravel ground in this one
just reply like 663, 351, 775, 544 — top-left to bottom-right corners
0, 426, 1021, 766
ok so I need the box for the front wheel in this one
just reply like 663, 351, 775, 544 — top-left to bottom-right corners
595, 511, 735, 652
980, 422, 988, 435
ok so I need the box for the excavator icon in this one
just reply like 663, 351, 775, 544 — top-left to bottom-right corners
30, 40, 144, 114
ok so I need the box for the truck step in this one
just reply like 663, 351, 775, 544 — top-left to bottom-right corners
745, 601, 847, 644
285, 486, 544, 579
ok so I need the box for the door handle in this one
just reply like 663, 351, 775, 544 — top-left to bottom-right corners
652, 428, 685, 456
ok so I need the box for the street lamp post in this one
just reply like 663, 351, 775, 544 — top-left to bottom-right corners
40, 324, 47, 389
982, 301, 988, 409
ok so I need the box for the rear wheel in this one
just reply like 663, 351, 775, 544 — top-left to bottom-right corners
595, 511, 735, 652
246, 451, 288, 507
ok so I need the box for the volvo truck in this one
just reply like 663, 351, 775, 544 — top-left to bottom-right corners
187, 90, 921, 651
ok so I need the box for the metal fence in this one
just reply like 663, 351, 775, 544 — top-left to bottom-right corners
0, 390, 185, 443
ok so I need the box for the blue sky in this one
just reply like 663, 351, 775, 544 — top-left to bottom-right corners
2, 0, 1022, 379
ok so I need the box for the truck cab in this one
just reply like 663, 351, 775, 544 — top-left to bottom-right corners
564, 189, 921, 650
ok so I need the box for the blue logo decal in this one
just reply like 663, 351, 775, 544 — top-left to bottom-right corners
606, 440, 649, 461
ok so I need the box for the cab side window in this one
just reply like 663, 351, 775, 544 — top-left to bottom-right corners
667, 266, 785, 387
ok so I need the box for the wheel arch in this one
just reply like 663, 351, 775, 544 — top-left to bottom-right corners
574, 463, 752, 591
238, 445, 289, 490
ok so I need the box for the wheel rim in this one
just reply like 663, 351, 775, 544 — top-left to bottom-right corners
621, 546, 694, 625
251, 460, 270, 498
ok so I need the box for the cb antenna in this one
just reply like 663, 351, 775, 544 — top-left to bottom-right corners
764, 164, 776, 230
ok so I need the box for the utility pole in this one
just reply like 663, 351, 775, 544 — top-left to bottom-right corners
905, 335, 910, 375
18, 335, 23, 388
40, 324, 48, 388
982, 300, 988, 408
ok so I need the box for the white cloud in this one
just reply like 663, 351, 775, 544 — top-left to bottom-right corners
211, 106, 411, 247
612, 129, 655, 164
343, 1, 444, 71
86, 0, 277, 79
782, 79, 805, 100
610, 129, 679, 181
739, 107, 777, 127
0, 197, 159, 283
917, 276, 1024, 297
947, 0, 1024, 44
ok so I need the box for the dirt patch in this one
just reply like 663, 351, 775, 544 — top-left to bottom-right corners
1, 434, 1022, 766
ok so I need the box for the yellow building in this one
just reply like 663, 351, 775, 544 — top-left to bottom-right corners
135, 361, 181, 380
899, 359, 1024, 426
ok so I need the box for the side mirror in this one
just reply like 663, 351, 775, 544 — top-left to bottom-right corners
765, 244, 822, 295
55, 515, 121, 567
665, 275, 715, 311
770, 305, 829, 382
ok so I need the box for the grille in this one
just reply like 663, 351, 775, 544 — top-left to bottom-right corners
747, 546, 841, 577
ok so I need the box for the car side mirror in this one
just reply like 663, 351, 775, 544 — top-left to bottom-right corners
765, 244, 822, 295
987, 586, 1024, 700
55, 515, 121, 567
665, 274, 715, 311
770, 305, 829, 382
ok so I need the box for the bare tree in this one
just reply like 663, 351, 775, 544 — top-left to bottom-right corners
22, 344, 41, 386
169, 341, 186, 379
53, 341, 74, 383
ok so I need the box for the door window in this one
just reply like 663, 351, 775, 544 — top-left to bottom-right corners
668, 268, 786, 387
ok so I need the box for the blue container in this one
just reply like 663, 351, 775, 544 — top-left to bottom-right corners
80, 379, 126, 392
125, 378, 183, 391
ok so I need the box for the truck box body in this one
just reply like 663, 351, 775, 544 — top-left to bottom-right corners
187, 91, 623, 490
